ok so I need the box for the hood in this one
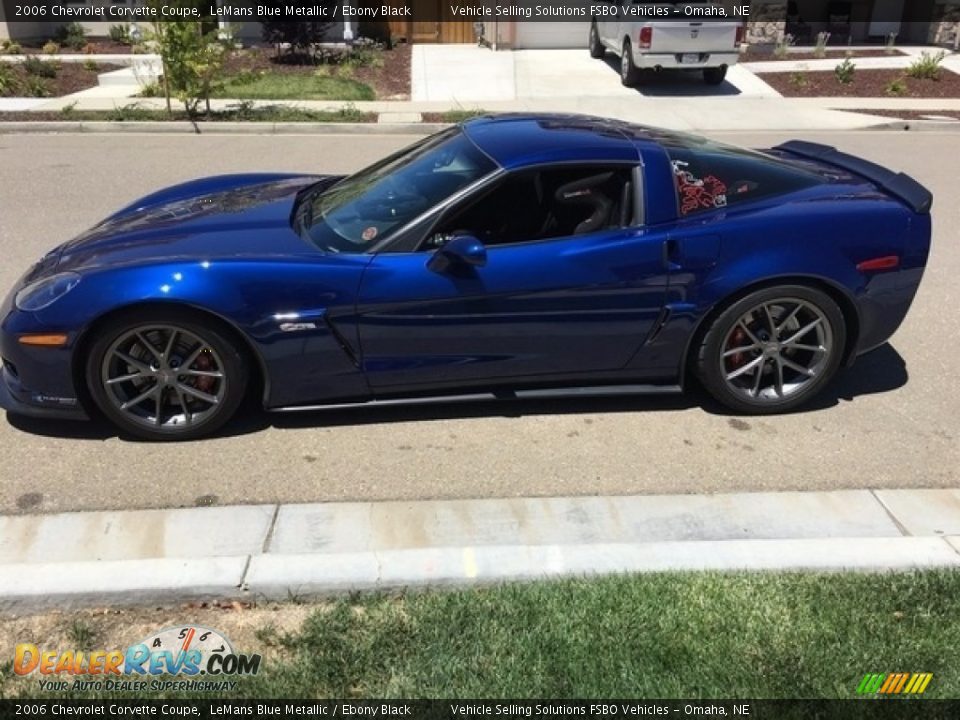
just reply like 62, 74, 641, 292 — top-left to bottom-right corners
55, 174, 342, 271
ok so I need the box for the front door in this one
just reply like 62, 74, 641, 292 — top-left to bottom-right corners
355, 165, 670, 391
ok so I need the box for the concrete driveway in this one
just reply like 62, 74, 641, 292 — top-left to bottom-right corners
412, 45, 778, 102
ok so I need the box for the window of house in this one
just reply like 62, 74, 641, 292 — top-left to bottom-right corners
423, 166, 635, 249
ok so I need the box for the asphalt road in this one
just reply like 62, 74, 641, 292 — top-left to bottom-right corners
0, 130, 957, 515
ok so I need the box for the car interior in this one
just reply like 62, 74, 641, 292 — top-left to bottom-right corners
424, 166, 635, 249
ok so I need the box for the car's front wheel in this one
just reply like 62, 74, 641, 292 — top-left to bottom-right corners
589, 23, 605, 59
85, 310, 249, 440
695, 286, 846, 414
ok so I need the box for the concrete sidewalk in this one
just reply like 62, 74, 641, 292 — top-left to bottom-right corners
2, 488, 959, 611
2, 94, 912, 131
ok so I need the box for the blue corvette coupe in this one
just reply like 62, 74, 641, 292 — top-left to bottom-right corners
0, 114, 931, 440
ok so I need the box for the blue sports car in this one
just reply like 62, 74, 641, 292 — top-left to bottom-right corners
0, 114, 932, 440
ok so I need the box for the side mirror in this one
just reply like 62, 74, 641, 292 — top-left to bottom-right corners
427, 234, 487, 273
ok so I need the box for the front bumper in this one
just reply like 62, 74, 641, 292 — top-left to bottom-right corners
0, 362, 88, 420
633, 52, 739, 70
0, 290, 89, 421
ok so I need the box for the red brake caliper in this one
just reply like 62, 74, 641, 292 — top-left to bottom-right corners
193, 352, 215, 393
728, 327, 747, 369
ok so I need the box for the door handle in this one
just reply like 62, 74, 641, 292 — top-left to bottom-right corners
662, 238, 681, 269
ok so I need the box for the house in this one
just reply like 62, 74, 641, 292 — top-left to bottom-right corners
2, 0, 958, 49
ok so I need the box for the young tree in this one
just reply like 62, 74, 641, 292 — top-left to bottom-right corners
146, 0, 229, 117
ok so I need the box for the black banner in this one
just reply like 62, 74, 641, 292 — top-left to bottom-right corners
3, 1, 782, 25
0, 700, 958, 720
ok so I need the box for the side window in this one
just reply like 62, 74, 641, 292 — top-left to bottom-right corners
666, 145, 822, 217
424, 166, 634, 249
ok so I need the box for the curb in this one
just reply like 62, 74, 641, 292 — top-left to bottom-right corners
2, 489, 959, 611
864, 119, 960, 132
0, 121, 448, 135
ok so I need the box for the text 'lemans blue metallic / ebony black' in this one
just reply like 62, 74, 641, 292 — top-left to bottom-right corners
0, 114, 932, 440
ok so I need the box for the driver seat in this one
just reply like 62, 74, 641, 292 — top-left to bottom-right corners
554, 172, 616, 235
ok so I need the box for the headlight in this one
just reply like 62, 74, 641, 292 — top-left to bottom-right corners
15, 272, 81, 312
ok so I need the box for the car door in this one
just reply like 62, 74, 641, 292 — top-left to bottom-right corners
354, 164, 672, 391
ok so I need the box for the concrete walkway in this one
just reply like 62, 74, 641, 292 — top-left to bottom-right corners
2, 488, 959, 611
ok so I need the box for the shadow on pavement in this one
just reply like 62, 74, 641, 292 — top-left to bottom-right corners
602, 57, 742, 96
5, 343, 908, 442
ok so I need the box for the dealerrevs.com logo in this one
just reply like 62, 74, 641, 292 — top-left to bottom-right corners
13, 626, 261, 693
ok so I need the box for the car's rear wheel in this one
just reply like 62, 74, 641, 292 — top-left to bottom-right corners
589, 23, 605, 59
703, 66, 728, 85
620, 39, 641, 86
85, 311, 248, 440
695, 285, 846, 414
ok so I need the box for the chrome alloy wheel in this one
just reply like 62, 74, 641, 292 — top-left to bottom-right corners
720, 298, 833, 403
100, 324, 227, 430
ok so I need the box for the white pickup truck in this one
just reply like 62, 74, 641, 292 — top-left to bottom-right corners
590, 1, 745, 86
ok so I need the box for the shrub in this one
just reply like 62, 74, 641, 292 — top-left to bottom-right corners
23, 56, 59, 78
884, 32, 898, 55
139, 80, 162, 97
834, 57, 855, 84
54, 22, 88, 50
885, 77, 907, 96
1, 40, 23, 55
789, 72, 808, 87
813, 32, 830, 58
345, 38, 385, 68
60, 100, 78, 117
0, 63, 18, 95
22, 75, 51, 97
106, 102, 155, 121
42, 41, 60, 55
83, 58, 99, 72
774, 33, 794, 59
907, 51, 946, 81
261, 18, 335, 61
109, 23, 131, 44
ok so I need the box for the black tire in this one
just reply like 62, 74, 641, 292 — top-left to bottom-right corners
589, 22, 605, 59
703, 66, 728, 85
620, 39, 641, 87
85, 309, 249, 440
695, 285, 846, 414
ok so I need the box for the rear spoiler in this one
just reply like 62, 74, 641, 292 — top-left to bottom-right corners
774, 140, 933, 214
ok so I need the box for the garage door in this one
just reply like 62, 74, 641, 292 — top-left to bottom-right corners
513, 22, 590, 49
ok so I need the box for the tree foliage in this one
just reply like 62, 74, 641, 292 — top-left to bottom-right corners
146, 0, 230, 117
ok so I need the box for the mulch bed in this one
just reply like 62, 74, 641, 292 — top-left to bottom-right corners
763, 68, 960, 98
742, 48, 905, 61
0, 61, 123, 97
843, 108, 960, 121
224, 42, 411, 100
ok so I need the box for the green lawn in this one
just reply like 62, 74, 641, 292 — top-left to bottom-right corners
213, 72, 375, 101
5, 571, 959, 700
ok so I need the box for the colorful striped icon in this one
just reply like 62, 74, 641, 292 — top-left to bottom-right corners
857, 672, 933, 695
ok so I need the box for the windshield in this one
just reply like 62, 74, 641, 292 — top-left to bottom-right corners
296, 129, 497, 253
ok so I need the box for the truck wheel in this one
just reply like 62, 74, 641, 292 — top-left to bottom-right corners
704, 66, 728, 85
620, 39, 641, 87
589, 22, 605, 59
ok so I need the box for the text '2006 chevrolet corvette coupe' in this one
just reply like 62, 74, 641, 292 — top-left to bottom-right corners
0, 115, 932, 440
